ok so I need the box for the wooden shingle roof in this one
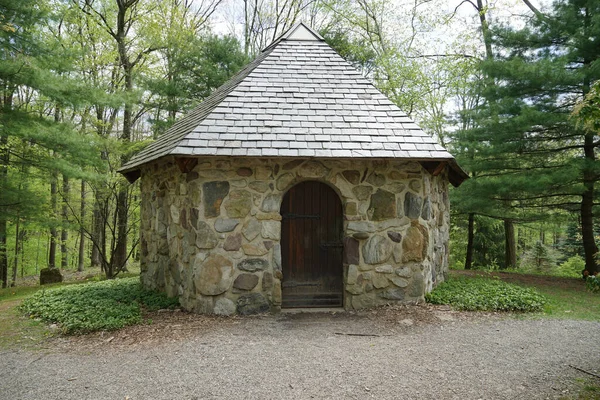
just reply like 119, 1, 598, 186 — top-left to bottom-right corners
120, 22, 467, 185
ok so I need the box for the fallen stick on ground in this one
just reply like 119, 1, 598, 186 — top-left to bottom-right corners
569, 364, 600, 379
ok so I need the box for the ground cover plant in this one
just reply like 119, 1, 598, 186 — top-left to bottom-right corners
426, 275, 547, 312
19, 278, 179, 334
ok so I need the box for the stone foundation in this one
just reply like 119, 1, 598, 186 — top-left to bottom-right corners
139, 157, 450, 314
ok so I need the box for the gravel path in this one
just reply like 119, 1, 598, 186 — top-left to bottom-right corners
1, 309, 599, 400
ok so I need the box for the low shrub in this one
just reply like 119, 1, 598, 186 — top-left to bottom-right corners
19, 278, 179, 334
556, 255, 585, 278
586, 274, 599, 293
426, 276, 546, 312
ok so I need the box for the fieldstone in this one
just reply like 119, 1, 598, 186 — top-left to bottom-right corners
282, 159, 304, 170
368, 189, 396, 221
387, 231, 402, 243
372, 273, 390, 289
348, 221, 376, 233
242, 242, 269, 256
388, 170, 405, 181
249, 181, 269, 193
353, 232, 370, 240
190, 208, 199, 228
230, 179, 247, 188
395, 267, 412, 278
352, 294, 376, 309
421, 197, 431, 220
409, 179, 422, 192
170, 204, 180, 223
179, 208, 188, 229
203, 181, 230, 217
262, 272, 274, 291
195, 221, 218, 249
342, 170, 361, 184
194, 254, 233, 296
242, 219, 261, 241
388, 182, 407, 194
346, 284, 363, 295
261, 194, 280, 212
343, 237, 360, 265
375, 265, 394, 274
224, 233, 242, 251
276, 173, 294, 190
345, 202, 358, 216
366, 172, 386, 187
273, 244, 282, 270
410, 272, 425, 297
298, 160, 328, 178
236, 293, 270, 315
272, 280, 282, 305
261, 221, 280, 240
347, 264, 359, 285
393, 245, 403, 263
213, 298, 236, 316
233, 273, 259, 291
238, 258, 269, 272
352, 185, 373, 201
362, 234, 393, 264
40, 268, 63, 285
390, 276, 409, 288
380, 287, 405, 300
263, 240, 273, 250
404, 192, 423, 219
224, 190, 252, 218
237, 167, 253, 177
402, 222, 429, 263
215, 218, 239, 233
255, 166, 272, 180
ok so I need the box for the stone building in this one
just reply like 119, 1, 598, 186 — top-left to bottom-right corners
119, 23, 467, 315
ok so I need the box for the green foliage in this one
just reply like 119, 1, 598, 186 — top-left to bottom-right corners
426, 276, 546, 312
19, 278, 179, 334
556, 255, 585, 278
586, 274, 599, 293
520, 241, 560, 274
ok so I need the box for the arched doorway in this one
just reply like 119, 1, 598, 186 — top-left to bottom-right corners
280, 181, 343, 308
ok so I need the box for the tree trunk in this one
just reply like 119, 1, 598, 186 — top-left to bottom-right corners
465, 213, 475, 270
0, 132, 8, 288
11, 216, 20, 286
61, 175, 69, 269
49, 173, 58, 269
504, 219, 516, 269
581, 131, 598, 275
78, 180, 85, 272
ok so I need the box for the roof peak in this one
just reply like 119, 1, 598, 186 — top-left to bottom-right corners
262, 22, 323, 52
281, 22, 324, 41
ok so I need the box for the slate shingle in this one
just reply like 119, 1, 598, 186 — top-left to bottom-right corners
119, 22, 464, 178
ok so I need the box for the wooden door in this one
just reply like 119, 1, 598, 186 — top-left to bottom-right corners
281, 181, 343, 308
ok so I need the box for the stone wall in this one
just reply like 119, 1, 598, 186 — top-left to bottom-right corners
139, 157, 450, 314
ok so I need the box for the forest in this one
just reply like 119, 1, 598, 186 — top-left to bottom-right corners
1, 0, 600, 288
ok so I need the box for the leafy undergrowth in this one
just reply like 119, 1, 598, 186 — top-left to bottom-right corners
453, 270, 600, 320
19, 278, 179, 334
426, 276, 547, 312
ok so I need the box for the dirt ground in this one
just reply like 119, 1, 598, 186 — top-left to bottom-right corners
2, 304, 599, 400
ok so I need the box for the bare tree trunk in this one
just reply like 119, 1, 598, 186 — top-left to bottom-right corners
61, 175, 69, 269
78, 180, 85, 272
465, 213, 475, 270
504, 219, 516, 269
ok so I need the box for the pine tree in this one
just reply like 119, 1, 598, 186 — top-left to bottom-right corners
453, 0, 600, 276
